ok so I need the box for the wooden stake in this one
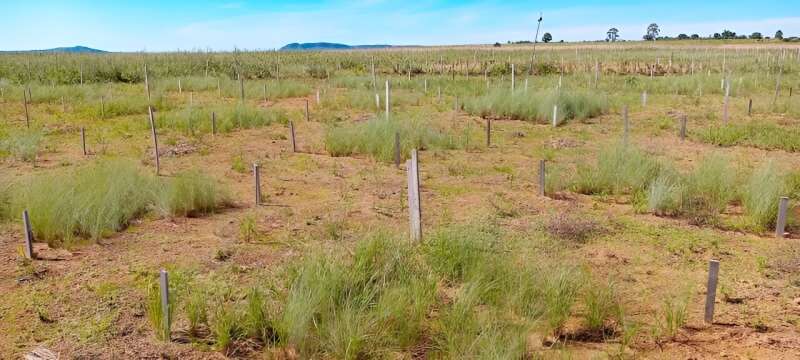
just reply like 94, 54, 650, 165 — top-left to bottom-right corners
81, 127, 87, 155
211, 112, 217, 136
538, 160, 546, 197
253, 163, 261, 205
776, 196, 789, 238
679, 115, 687, 142
239, 74, 245, 102
385, 80, 390, 120
159, 269, 171, 341
407, 149, 422, 243
22, 210, 34, 260
23, 91, 30, 128
623, 105, 629, 144
552, 105, 558, 127
304, 99, 309, 121
704, 260, 720, 324
747, 99, 753, 116
486, 118, 492, 147
148, 106, 160, 175
289, 121, 297, 153
394, 132, 401, 168
144, 64, 151, 102
641, 91, 647, 107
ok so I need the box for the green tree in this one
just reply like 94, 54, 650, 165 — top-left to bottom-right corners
775, 30, 784, 40
690, 34, 700, 39
542, 32, 553, 43
721, 30, 736, 39
750, 32, 763, 39
607, 28, 619, 42
645, 23, 660, 41
677, 34, 689, 40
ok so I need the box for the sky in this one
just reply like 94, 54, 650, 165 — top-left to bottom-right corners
1, 0, 798, 52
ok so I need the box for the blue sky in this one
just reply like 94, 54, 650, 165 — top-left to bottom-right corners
1, 0, 798, 51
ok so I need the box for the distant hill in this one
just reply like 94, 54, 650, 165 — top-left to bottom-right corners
280, 42, 392, 51
1, 46, 107, 54
39, 46, 107, 53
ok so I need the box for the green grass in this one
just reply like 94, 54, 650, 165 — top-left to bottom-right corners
157, 105, 288, 135
464, 88, 608, 125
5, 159, 229, 246
742, 161, 786, 231
697, 122, 800, 152
141, 222, 638, 356
325, 113, 479, 162
154, 169, 231, 217
573, 144, 661, 196
0, 127, 43, 164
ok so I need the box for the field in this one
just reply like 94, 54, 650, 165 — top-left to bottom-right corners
1, 41, 800, 358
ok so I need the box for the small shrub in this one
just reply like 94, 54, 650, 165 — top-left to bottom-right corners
154, 170, 230, 217
185, 289, 209, 336
0, 128, 43, 164
325, 114, 477, 162
742, 161, 786, 231
573, 144, 660, 196
146, 277, 174, 341
544, 212, 602, 243
583, 282, 622, 334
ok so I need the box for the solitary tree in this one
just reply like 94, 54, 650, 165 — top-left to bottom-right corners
542, 32, 553, 43
691, 34, 700, 39
775, 30, 784, 40
677, 33, 689, 40
750, 32, 763, 40
721, 30, 736, 39
607, 28, 619, 42
645, 23, 660, 41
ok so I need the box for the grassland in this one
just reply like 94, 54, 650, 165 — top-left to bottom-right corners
1, 41, 800, 358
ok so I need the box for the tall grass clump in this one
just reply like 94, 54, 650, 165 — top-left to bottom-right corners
6, 160, 230, 246
8, 160, 153, 245
573, 144, 661, 196
464, 89, 608, 124
742, 161, 786, 231
158, 105, 288, 135
276, 232, 435, 358
0, 128, 43, 164
325, 114, 477, 162
154, 170, 231, 217
647, 155, 736, 223
698, 122, 800, 152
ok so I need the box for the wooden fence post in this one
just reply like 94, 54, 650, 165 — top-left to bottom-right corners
486, 118, 492, 147
623, 105, 630, 144
159, 269, 171, 341
722, 80, 730, 124
144, 64, 151, 102
747, 99, 753, 116
81, 127, 87, 155
239, 74, 245, 102
148, 106, 160, 175
679, 115, 687, 142
704, 260, 720, 324
253, 163, 262, 205
552, 105, 558, 127
289, 121, 297, 153
538, 160, 546, 197
394, 132, 401, 168
407, 149, 422, 243
304, 99, 309, 121
641, 91, 647, 107
22, 210, 34, 260
776, 196, 789, 238
385, 80, 391, 120
23, 91, 30, 128
511, 63, 516, 93
211, 112, 217, 136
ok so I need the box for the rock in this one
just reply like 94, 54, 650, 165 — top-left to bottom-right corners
24, 346, 58, 360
